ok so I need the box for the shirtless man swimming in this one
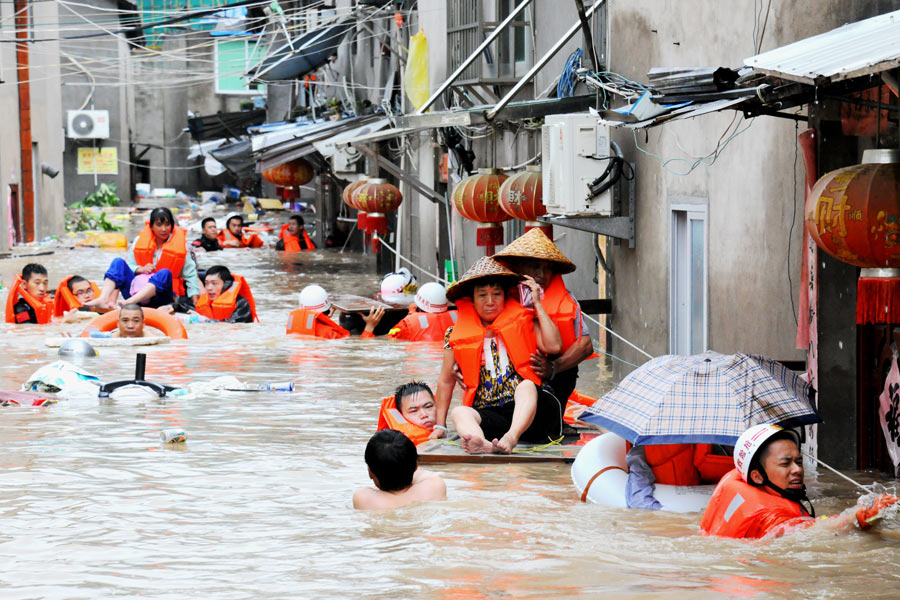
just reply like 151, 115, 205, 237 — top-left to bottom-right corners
353, 429, 446, 510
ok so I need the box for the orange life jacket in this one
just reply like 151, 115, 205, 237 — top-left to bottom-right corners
195, 274, 259, 322
388, 310, 457, 342
278, 224, 315, 251
286, 308, 349, 339
448, 298, 539, 407
218, 228, 264, 248
700, 469, 812, 539
542, 273, 582, 352
4, 275, 53, 324
376, 396, 432, 445
133, 225, 188, 296
52, 276, 101, 317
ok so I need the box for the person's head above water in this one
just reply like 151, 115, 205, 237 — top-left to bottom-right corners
149, 208, 175, 242
201, 217, 218, 240
298, 284, 330, 313
203, 265, 234, 301
226, 214, 244, 237
413, 282, 448, 313
287, 214, 305, 236
364, 429, 418, 492
444, 257, 521, 322
67, 275, 95, 304
735, 424, 808, 505
394, 381, 436, 430
117, 303, 145, 338
21, 263, 48, 299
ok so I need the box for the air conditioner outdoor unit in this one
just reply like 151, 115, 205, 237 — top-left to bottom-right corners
332, 147, 359, 173
67, 110, 110, 139
541, 113, 612, 216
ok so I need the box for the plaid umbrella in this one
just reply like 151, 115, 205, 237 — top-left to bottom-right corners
578, 352, 821, 445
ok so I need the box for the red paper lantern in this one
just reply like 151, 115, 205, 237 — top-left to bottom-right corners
806, 160, 900, 324
806, 162, 900, 268
453, 169, 510, 255
499, 165, 551, 238
342, 178, 369, 230
350, 178, 402, 252
262, 158, 315, 187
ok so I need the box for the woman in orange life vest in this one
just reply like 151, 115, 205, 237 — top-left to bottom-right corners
218, 213, 264, 248
493, 228, 594, 402
433, 257, 563, 455
5, 263, 53, 324
276, 214, 315, 251
84, 207, 201, 311
377, 381, 437, 446
387, 282, 457, 342
191, 265, 258, 323
700, 424, 899, 539
286, 284, 384, 339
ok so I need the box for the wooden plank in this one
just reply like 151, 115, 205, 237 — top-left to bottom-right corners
416, 437, 586, 464
330, 294, 395, 313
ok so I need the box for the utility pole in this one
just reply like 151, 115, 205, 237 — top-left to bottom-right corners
14, 0, 35, 242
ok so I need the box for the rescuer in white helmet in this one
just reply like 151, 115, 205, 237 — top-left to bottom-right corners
387, 281, 457, 342
286, 284, 384, 339
700, 424, 899, 539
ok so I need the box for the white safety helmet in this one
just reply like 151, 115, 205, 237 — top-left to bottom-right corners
298, 284, 330, 313
381, 273, 409, 298
414, 282, 448, 313
733, 424, 801, 482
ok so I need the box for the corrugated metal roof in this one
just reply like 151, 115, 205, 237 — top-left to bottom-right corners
745, 9, 900, 84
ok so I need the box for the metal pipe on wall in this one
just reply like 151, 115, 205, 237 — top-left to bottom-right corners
485, 0, 607, 122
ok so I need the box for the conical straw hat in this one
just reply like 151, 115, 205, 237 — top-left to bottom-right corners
446, 256, 523, 302
493, 228, 576, 274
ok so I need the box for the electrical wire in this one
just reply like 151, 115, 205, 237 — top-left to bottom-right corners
374, 234, 450, 285
557, 47, 581, 98
787, 120, 799, 326
582, 313, 654, 361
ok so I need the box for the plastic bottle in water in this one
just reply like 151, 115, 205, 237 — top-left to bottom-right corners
257, 382, 294, 392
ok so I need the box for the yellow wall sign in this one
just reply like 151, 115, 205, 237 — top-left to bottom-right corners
77, 147, 118, 175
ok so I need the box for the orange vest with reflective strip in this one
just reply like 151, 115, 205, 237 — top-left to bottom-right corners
195, 275, 259, 322
376, 396, 432, 445
700, 469, 811, 539
389, 310, 457, 342
218, 228, 264, 248
53, 276, 101, 317
448, 298, 539, 407
286, 308, 349, 339
133, 225, 188, 296
542, 273, 581, 352
278, 224, 315, 251
5, 275, 53, 324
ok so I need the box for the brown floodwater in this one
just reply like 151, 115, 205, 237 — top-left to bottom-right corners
1, 235, 898, 598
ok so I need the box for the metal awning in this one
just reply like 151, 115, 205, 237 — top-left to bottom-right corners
395, 94, 597, 129
745, 9, 900, 85
251, 15, 355, 82
312, 118, 390, 157
187, 109, 267, 141
254, 114, 381, 171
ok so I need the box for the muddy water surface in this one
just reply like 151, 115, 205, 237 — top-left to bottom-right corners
1, 241, 898, 599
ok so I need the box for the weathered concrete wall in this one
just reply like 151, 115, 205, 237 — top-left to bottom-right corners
59, 0, 130, 207
0, 0, 65, 249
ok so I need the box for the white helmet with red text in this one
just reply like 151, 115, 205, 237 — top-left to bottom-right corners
414, 282, 448, 313
298, 284, 330, 313
733, 424, 800, 482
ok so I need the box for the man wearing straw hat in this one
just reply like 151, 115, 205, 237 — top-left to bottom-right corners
434, 257, 563, 454
493, 229, 594, 403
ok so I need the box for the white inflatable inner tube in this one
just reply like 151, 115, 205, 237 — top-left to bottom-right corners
572, 432, 715, 513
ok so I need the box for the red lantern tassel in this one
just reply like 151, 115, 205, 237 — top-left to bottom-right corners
856, 277, 900, 324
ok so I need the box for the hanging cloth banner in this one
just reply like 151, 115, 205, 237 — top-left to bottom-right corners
878, 348, 900, 476
404, 29, 430, 111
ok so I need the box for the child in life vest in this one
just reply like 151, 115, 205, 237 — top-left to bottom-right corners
434, 257, 563, 455
353, 429, 446, 510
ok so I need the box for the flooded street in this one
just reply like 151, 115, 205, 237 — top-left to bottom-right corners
1, 242, 898, 599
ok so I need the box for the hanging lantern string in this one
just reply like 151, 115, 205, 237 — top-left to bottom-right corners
374, 233, 451, 285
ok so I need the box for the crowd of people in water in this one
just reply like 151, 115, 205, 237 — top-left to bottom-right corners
4, 206, 897, 533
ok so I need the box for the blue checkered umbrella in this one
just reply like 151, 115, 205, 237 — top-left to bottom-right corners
577, 352, 820, 445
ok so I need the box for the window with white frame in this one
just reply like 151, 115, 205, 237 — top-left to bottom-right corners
670, 205, 708, 355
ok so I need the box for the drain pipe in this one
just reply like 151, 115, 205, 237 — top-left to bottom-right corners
485, 0, 606, 122
15, 0, 35, 242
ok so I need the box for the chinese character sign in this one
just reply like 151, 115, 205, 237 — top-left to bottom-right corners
878, 350, 900, 475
